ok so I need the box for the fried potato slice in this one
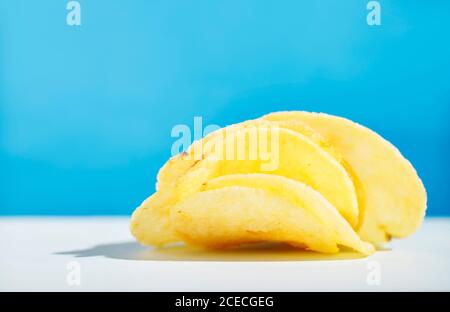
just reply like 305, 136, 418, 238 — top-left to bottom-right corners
171, 176, 373, 255
262, 111, 427, 244
202, 174, 374, 255
171, 186, 338, 253
131, 157, 220, 247
130, 191, 179, 246
156, 120, 251, 190
157, 119, 343, 189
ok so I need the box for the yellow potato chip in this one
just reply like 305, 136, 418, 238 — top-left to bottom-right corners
172, 177, 373, 255
203, 173, 374, 255
263, 111, 427, 243
157, 119, 341, 189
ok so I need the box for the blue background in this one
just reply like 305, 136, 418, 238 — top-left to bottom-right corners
1, 1, 449, 215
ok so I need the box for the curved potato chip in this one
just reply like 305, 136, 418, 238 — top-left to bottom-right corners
263, 111, 427, 243
172, 186, 339, 253
204, 174, 374, 255
171, 182, 373, 255
130, 191, 180, 247
157, 119, 344, 189
156, 120, 252, 190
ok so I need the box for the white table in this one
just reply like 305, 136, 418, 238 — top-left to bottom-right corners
1, 217, 449, 291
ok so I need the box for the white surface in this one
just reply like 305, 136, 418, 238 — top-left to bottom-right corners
0, 217, 449, 291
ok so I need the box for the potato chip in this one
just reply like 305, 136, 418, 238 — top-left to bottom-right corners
202, 173, 374, 255
157, 119, 341, 189
263, 111, 427, 243
172, 178, 373, 254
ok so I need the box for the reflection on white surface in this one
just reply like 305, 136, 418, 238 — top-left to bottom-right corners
56, 241, 367, 262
